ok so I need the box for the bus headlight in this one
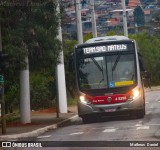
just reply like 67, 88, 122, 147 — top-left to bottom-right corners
79, 95, 91, 105
128, 87, 141, 100
133, 89, 140, 99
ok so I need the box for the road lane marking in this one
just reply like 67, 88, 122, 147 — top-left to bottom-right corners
37, 135, 51, 139
150, 105, 154, 109
148, 124, 160, 126
103, 128, 117, 133
155, 96, 160, 101
92, 127, 115, 130
135, 121, 143, 127
135, 124, 142, 127
136, 126, 150, 130
70, 132, 84, 135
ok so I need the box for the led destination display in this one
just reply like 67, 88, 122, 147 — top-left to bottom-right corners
83, 44, 127, 54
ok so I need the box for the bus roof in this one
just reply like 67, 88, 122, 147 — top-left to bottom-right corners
85, 36, 129, 44
75, 36, 135, 49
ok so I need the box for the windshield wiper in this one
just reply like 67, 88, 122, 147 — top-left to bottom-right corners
91, 58, 104, 87
91, 58, 103, 72
112, 53, 121, 71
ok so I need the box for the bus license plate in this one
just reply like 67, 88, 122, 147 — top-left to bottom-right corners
105, 108, 116, 112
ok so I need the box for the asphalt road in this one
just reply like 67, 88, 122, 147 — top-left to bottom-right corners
13, 89, 160, 150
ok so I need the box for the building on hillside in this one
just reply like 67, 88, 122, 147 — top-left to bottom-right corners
63, 0, 160, 39
107, 9, 134, 31
128, 0, 141, 8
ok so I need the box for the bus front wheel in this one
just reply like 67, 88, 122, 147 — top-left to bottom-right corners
137, 107, 145, 119
82, 116, 93, 124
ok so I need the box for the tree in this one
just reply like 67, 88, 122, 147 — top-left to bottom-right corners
129, 32, 160, 85
125, 0, 129, 6
0, 0, 62, 111
134, 6, 145, 26
63, 40, 77, 99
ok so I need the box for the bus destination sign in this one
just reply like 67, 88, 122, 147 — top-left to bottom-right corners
83, 44, 127, 54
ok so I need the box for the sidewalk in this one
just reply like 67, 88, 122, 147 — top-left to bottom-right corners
0, 86, 160, 141
144, 85, 160, 92
0, 106, 78, 141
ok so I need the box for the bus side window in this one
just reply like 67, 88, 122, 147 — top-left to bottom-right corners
138, 52, 145, 72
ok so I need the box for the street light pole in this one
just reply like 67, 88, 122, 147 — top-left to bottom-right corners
76, 0, 83, 44
90, 0, 97, 38
20, 50, 31, 124
121, 0, 128, 37
56, 0, 68, 113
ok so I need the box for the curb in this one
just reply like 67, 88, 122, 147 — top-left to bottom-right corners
0, 115, 78, 141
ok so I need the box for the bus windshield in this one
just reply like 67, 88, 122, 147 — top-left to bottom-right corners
78, 53, 136, 90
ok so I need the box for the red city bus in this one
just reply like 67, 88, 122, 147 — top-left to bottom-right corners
73, 36, 145, 123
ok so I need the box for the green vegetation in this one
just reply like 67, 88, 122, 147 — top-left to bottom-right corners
129, 33, 160, 85
67, 98, 77, 106
5, 112, 20, 123
30, 71, 55, 110
0, 0, 62, 112
125, 0, 129, 6
63, 39, 77, 99
0, 112, 20, 123
134, 6, 145, 26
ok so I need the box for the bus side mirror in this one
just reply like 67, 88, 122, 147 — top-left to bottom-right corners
138, 52, 145, 72
143, 71, 151, 79
68, 54, 74, 73
143, 70, 151, 88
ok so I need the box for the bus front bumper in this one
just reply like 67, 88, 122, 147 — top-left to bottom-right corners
78, 97, 144, 117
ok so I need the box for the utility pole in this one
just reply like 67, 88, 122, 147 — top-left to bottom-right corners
0, 24, 6, 134
76, 0, 83, 44
90, 0, 97, 38
20, 43, 31, 124
121, 0, 128, 37
56, 0, 67, 113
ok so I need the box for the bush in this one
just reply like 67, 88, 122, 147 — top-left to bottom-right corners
5, 83, 20, 114
30, 71, 55, 110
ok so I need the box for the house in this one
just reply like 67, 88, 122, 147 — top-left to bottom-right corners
63, 0, 160, 38
128, 0, 141, 8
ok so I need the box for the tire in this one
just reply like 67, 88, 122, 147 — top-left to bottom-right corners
136, 96, 146, 119
137, 106, 145, 119
82, 116, 93, 124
